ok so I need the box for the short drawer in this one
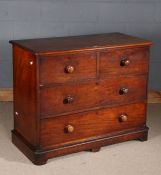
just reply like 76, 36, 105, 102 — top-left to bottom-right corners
99, 47, 149, 77
39, 52, 97, 85
40, 103, 146, 149
40, 75, 147, 116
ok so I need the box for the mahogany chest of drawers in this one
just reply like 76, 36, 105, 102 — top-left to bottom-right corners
10, 33, 152, 165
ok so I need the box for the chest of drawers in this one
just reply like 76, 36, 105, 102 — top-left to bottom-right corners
10, 33, 152, 165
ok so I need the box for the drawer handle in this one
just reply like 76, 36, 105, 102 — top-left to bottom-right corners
119, 114, 128, 122
120, 59, 130, 67
64, 95, 74, 104
65, 65, 74, 74
65, 125, 74, 133
119, 87, 128, 95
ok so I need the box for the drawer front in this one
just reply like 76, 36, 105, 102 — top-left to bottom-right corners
39, 52, 97, 85
100, 47, 149, 77
40, 75, 147, 116
40, 103, 146, 149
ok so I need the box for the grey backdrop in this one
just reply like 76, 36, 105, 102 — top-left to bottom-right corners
0, 0, 161, 89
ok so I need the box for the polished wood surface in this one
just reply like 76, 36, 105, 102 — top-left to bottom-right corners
40, 75, 147, 117
12, 126, 148, 165
65, 124, 75, 134
10, 33, 151, 165
10, 33, 152, 55
99, 47, 149, 77
12, 46, 38, 146
0, 89, 159, 103
39, 52, 96, 84
40, 103, 146, 149
119, 114, 128, 122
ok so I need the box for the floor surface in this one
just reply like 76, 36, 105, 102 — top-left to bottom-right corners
0, 102, 161, 175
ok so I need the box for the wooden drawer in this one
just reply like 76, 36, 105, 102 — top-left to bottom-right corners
100, 47, 149, 77
40, 103, 146, 149
40, 75, 147, 117
39, 52, 97, 85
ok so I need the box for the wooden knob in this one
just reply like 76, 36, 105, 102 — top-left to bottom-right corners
119, 87, 128, 95
119, 114, 128, 122
64, 96, 74, 104
65, 65, 74, 73
120, 59, 130, 67
65, 125, 74, 133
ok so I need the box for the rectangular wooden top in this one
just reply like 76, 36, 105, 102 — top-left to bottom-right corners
10, 33, 152, 55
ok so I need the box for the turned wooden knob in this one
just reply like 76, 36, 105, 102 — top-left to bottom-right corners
65, 65, 74, 73
119, 114, 128, 122
64, 96, 74, 104
120, 59, 130, 67
119, 87, 128, 95
65, 125, 74, 133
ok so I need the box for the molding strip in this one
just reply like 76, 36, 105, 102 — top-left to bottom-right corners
0, 88, 160, 103
0, 88, 13, 101
148, 91, 161, 104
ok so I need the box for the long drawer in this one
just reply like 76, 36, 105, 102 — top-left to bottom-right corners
40, 75, 147, 117
40, 103, 146, 149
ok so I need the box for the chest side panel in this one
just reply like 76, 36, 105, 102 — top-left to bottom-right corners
13, 45, 38, 146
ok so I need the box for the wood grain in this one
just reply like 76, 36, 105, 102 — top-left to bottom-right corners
40, 75, 147, 117
100, 47, 149, 76
9, 33, 152, 165
9, 33, 152, 55
12, 126, 148, 165
12, 45, 38, 146
1, 90, 159, 103
40, 103, 146, 149
39, 51, 97, 85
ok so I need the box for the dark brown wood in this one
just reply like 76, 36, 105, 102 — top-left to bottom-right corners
119, 114, 128, 122
40, 75, 147, 117
39, 52, 96, 85
12, 45, 38, 146
40, 103, 146, 149
9, 33, 152, 55
120, 59, 130, 67
10, 33, 152, 165
12, 126, 149, 165
99, 47, 149, 77
65, 65, 75, 74
64, 124, 75, 134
